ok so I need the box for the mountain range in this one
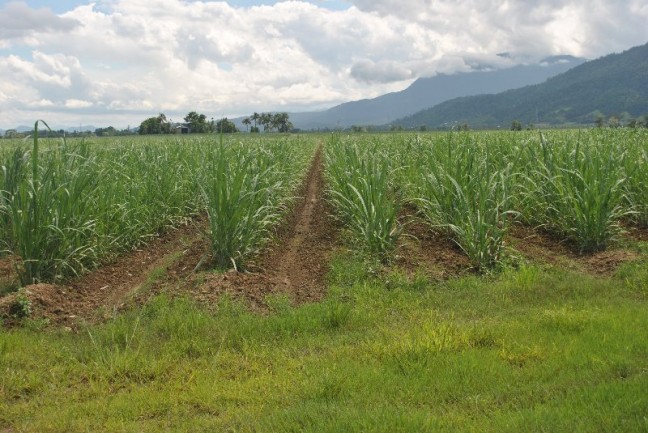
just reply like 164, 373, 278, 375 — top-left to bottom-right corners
4, 125, 98, 134
393, 42, 648, 129
286, 55, 585, 130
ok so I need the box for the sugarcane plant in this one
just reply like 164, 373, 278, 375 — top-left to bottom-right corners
415, 133, 518, 271
325, 135, 402, 260
519, 131, 629, 253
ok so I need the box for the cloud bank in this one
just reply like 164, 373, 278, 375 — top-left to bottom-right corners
0, 0, 647, 128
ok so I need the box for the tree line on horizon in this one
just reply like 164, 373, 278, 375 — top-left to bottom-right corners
241, 112, 293, 133
137, 111, 294, 135
138, 112, 237, 135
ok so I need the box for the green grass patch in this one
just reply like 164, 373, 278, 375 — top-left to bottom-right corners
1, 251, 647, 432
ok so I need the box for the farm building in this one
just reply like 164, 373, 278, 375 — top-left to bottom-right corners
173, 123, 190, 134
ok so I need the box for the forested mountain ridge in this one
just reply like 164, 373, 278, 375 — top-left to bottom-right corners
286, 56, 584, 129
394, 42, 648, 129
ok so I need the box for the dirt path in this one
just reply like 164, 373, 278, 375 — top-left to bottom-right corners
266, 146, 333, 299
1, 145, 339, 326
166, 145, 339, 309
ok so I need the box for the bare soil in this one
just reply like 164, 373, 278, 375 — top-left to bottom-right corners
0, 257, 19, 295
623, 225, 648, 242
507, 224, 642, 275
392, 207, 472, 279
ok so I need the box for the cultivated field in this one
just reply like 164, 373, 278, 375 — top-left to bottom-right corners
1, 128, 647, 432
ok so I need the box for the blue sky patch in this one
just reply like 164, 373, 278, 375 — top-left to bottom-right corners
16, 0, 351, 13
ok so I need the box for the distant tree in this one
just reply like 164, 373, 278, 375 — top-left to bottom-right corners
457, 123, 470, 131
242, 117, 251, 132
139, 113, 171, 135
594, 114, 605, 128
138, 118, 155, 135
608, 116, 620, 128
419, 125, 428, 132
510, 120, 523, 131
3, 129, 23, 139
627, 118, 638, 128
390, 125, 403, 131
157, 113, 169, 129
184, 111, 208, 133
215, 118, 239, 133
619, 111, 633, 126
95, 126, 117, 136
260, 112, 273, 131
273, 112, 293, 133
251, 112, 260, 131
245, 112, 292, 133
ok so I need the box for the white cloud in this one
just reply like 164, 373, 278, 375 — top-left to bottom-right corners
350, 59, 414, 83
0, 2, 80, 40
0, 0, 647, 128
65, 99, 93, 108
346, 0, 648, 59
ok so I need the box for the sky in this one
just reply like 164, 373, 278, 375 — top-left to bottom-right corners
1, 0, 647, 129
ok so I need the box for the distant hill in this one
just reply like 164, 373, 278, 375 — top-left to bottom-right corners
63, 125, 96, 133
8, 125, 97, 133
395, 42, 648, 129
286, 56, 584, 130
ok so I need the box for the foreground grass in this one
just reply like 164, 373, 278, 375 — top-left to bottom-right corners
1, 249, 648, 432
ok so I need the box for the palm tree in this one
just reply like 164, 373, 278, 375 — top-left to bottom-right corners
249, 112, 261, 133
273, 112, 293, 133
156, 113, 170, 134
242, 117, 251, 132
260, 112, 273, 132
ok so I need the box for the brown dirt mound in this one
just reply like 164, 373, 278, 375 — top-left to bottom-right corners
507, 224, 641, 275
581, 249, 640, 275
0, 257, 16, 280
0, 256, 20, 295
392, 207, 472, 279
623, 225, 648, 242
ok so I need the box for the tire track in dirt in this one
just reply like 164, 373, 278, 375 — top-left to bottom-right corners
269, 144, 331, 296
170, 144, 339, 310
